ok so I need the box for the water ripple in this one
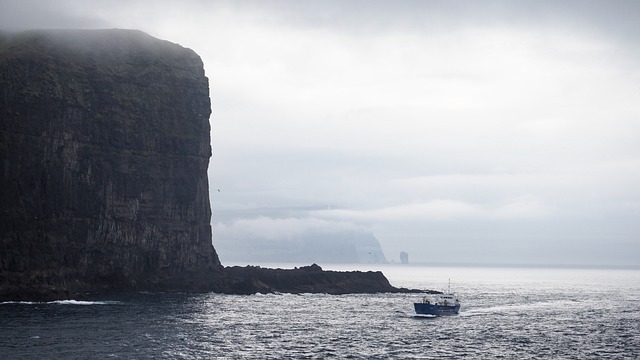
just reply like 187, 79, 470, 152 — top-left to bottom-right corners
1, 267, 639, 359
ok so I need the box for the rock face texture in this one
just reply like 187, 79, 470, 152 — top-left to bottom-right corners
0, 29, 221, 300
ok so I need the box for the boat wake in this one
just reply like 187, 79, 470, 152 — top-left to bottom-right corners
394, 310, 440, 320
412, 314, 438, 319
459, 299, 581, 317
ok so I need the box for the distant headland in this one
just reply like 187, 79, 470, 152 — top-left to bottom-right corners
0, 29, 420, 301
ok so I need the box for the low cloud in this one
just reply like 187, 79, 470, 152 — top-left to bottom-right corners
214, 216, 368, 241
313, 195, 551, 222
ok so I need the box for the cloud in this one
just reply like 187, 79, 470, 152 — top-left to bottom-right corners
214, 216, 368, 241
314, 200, 481, 222
490, 194, 551, 220
4, 0, 639, 265
313, 195, 551, 223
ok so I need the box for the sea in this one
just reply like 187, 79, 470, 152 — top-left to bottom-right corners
1, 264, 639, 359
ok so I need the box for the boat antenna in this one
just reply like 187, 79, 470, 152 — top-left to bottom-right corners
448, 278, 451, 293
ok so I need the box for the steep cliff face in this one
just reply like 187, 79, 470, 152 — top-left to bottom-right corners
217, 226, 388, 264
0, 29, 221, 299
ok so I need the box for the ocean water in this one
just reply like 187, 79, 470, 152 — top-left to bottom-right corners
1, 264, 639, 359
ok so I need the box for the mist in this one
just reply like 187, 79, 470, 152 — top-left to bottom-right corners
2, 0, 639, 266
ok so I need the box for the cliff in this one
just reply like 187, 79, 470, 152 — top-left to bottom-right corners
0, 29, 221, 300
0, 29, 417, 301
217, 225, 388, 264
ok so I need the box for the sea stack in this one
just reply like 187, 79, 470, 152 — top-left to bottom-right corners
0, 29, 221, 300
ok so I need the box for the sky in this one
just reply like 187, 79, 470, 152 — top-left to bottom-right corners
2, 0, 639, 266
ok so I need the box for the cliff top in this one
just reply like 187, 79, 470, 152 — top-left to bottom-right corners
0, 29, 205, 79
1, 29, 191, 54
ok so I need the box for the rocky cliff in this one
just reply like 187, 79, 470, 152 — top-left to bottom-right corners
0, 29, 418, 301
217, 225, 388, 264
0, 29, 221, 300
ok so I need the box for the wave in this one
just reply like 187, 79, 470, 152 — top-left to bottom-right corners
459, 299, 583, 317
52, 300, 121, 305
1, 300, 121, 305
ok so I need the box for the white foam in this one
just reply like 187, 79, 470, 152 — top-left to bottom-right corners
52, 300, 105, 305
1, 300, 120, 305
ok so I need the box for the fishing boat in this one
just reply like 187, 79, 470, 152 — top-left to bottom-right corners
414, 280, 460, 316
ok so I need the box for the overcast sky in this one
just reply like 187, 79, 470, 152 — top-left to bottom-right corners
2, 0, 639, 266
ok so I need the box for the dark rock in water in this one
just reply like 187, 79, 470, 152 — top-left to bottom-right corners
0, 29, 418, 301
220, 264, 421, 295
0, 29, 220, 301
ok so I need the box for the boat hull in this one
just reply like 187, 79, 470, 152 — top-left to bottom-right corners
414, 302, 460, 316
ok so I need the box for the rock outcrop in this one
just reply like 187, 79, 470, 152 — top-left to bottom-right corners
221, 264, 424, 295
0, 29, 417, 301
0, 29, 221, 300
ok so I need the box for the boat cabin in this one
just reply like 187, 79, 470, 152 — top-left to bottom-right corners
422, 293, 459, 306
